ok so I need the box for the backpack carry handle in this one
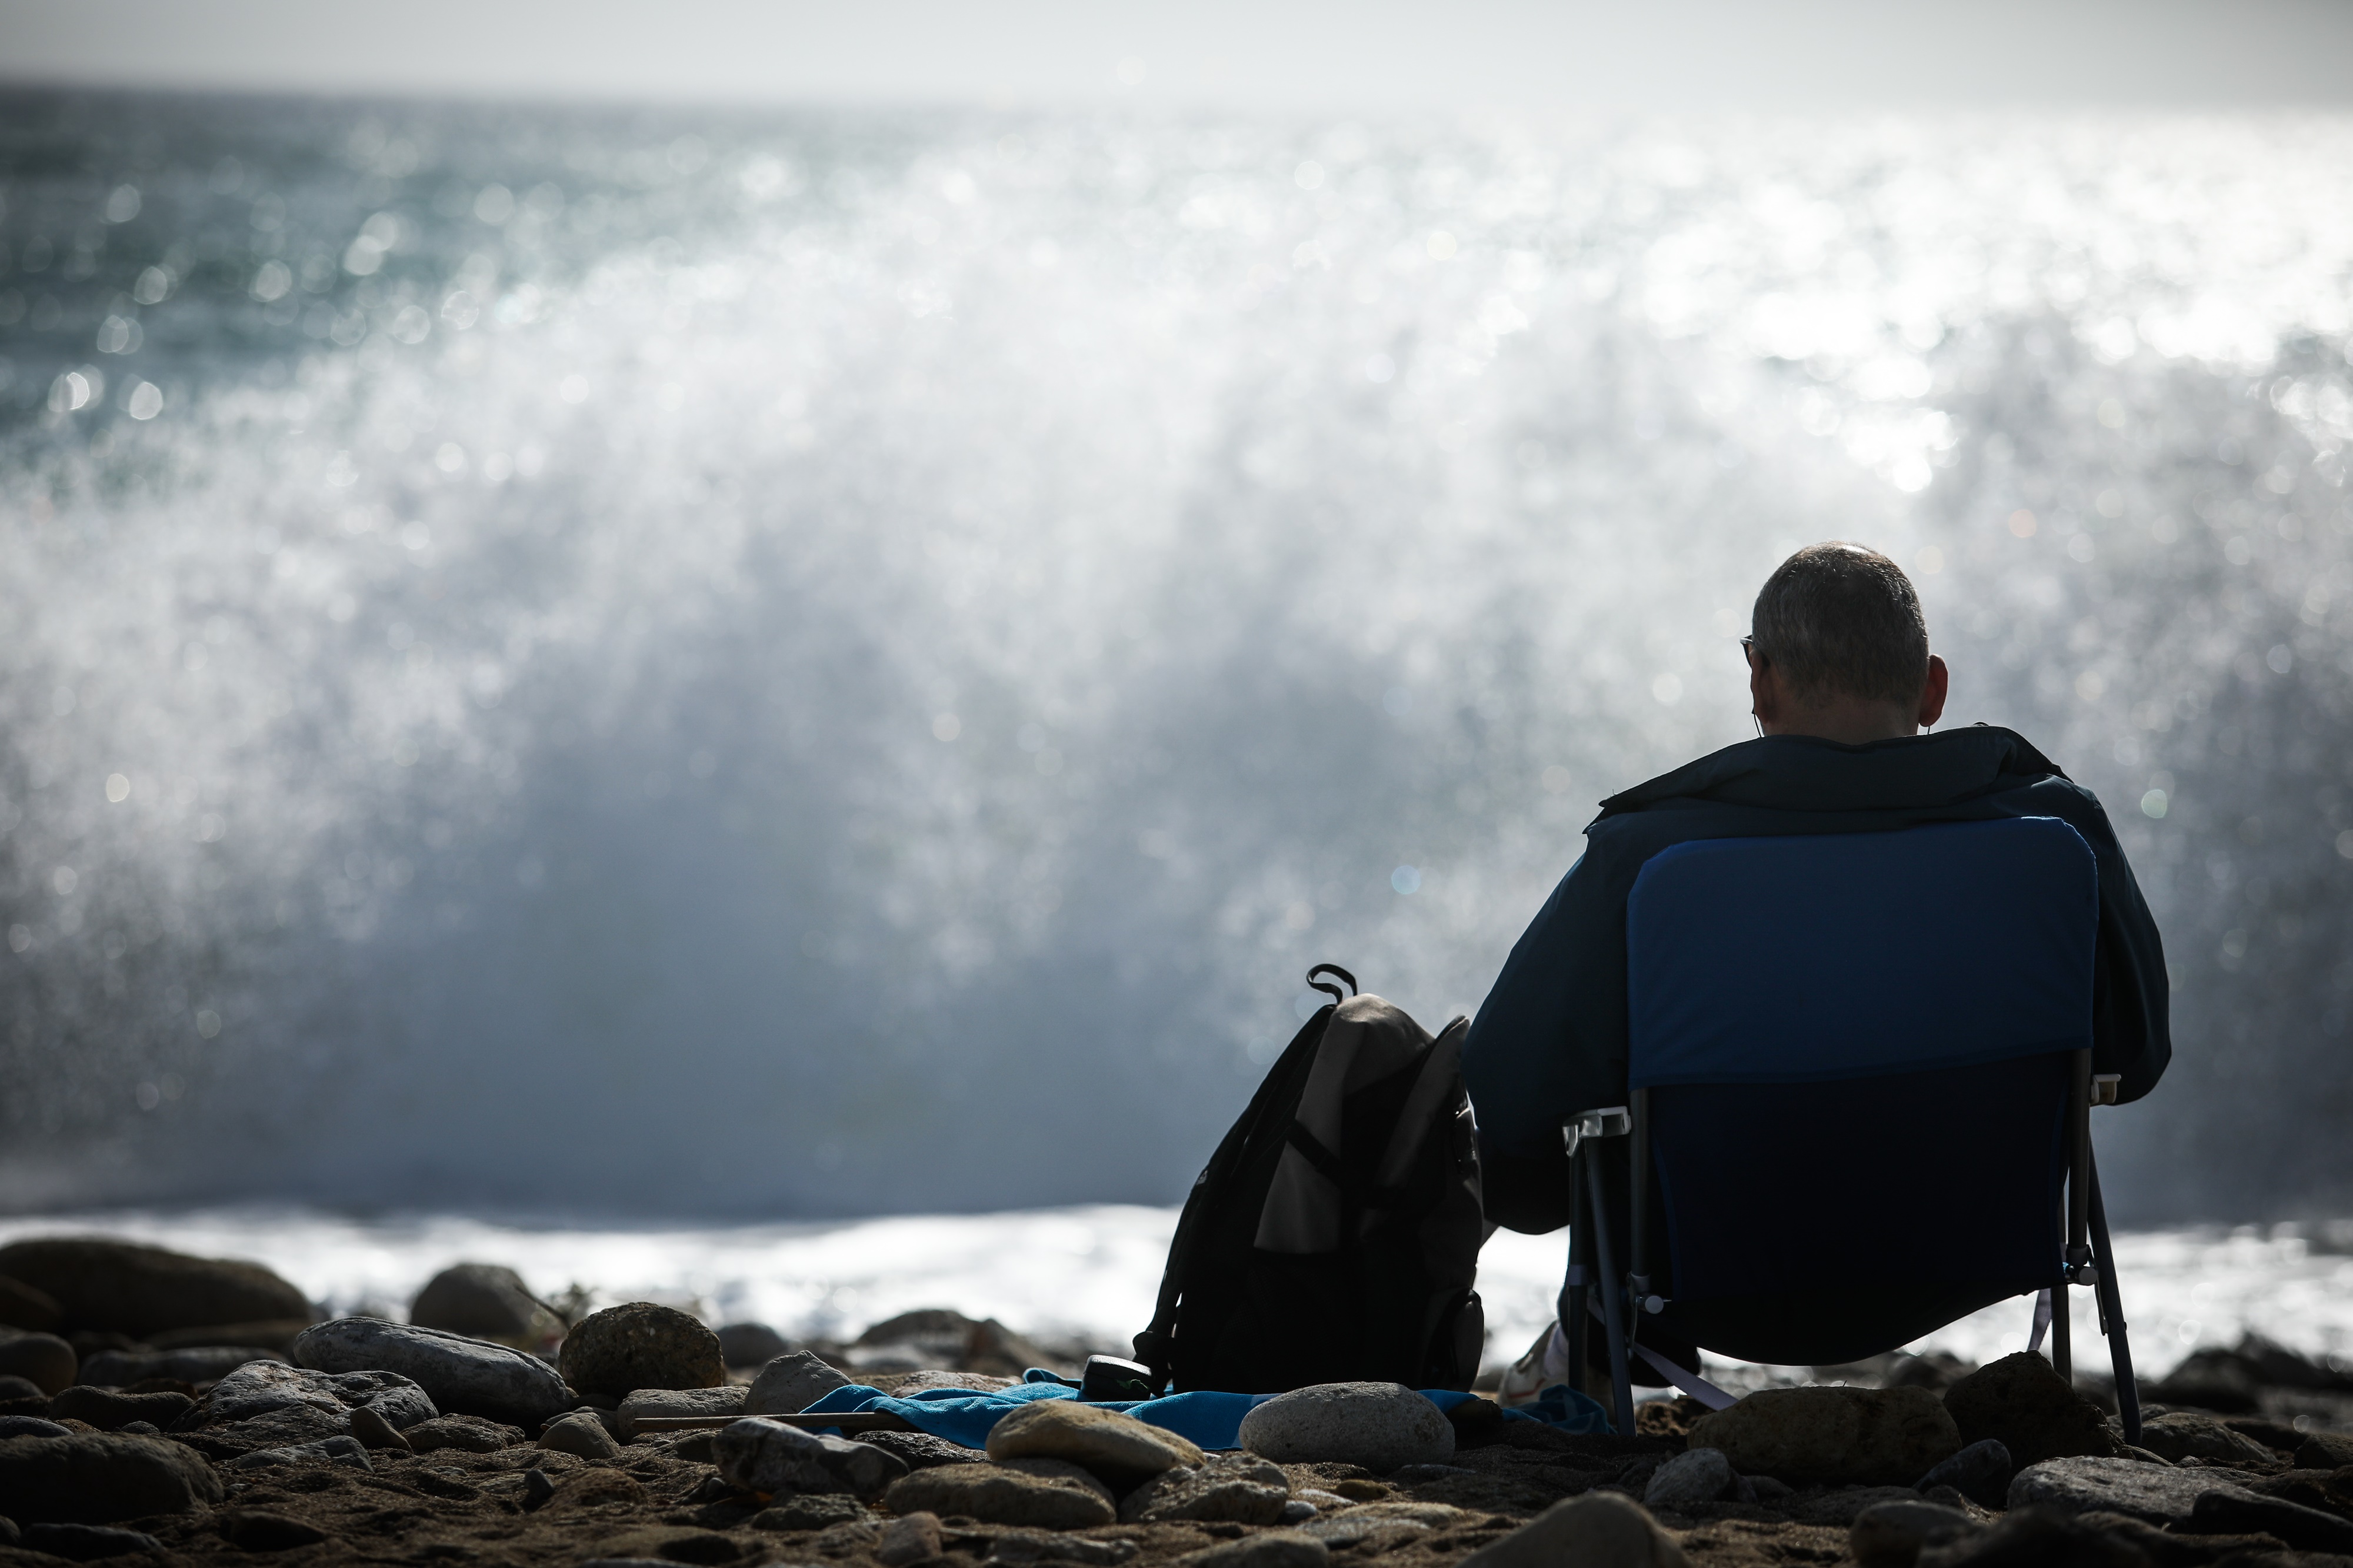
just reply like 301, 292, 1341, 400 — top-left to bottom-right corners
1307, 964, 1357, 1003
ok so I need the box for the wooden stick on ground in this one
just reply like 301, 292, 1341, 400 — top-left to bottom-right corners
629, 1412, 919, 1433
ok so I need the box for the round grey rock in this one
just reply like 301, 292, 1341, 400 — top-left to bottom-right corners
746, 1350, 852, 1415
1915, 1437, 2011, 1507
559, 1302, 725, 1400
0, 1433, 226, 1524
1643, 1446, 1735, 1510
619, 1384, 745, 1437
1238, 1383, 1454, 1472
0, 1237, 310, 1338
199, 1357, 437, 1431
78, 1346, 281, 1388
0, 1333, 75, 1396
718, 1323, 792, 1368
539, 1410, 622, 1460
409, 1264, 563, 1349
1120, 1453, 1291, 1524
25, 1522, 166, 1559
1849, 1499, 1979, 1567
1176, 1532, 1331, 1568
1458, 1492, 1686, 1568
2007, 1454, 2258, 1523
718, 1417, 909, 1500
294, 1316, 569, 1428
885, 1460, 1116, 1529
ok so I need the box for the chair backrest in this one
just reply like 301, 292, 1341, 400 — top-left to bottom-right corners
1624, 816, 2097, 1310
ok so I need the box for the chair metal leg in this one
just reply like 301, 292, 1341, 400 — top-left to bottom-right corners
2088, 1153, 2141, 1446
1561, 1156, 1588, 1400
2051, 1277, 2071, 1381
1582, 1143, 1636, 1436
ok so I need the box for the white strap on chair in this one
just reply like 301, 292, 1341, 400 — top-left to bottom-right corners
1562, 1290, 1751, 1403
1631, 1342, 1738, 1410
2028, 1287, 2053, 1354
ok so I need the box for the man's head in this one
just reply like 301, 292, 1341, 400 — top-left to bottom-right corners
1746, 542, 1948, 744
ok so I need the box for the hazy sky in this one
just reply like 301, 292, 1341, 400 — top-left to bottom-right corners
4, 0, 2352, 112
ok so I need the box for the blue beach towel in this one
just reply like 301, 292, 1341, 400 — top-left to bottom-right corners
798, 1370, 1612, 1450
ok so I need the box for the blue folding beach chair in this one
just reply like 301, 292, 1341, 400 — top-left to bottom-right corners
1557, 816, 2143, 1443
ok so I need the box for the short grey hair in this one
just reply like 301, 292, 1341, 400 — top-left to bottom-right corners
1750, 542, 1929, 706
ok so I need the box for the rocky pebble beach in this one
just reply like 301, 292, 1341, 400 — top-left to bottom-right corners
4, 1237, 2353, 1567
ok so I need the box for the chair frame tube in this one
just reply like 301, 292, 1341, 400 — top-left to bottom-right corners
2089, 1152, 2141, 1444
1561, 1051, 2142, 1442
1581, 1140, 1637, 1435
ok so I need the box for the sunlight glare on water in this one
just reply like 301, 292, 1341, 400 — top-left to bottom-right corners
1, 98, 2351, 1222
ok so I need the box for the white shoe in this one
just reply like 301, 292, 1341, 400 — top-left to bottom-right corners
1496, 1321, 1574, 1409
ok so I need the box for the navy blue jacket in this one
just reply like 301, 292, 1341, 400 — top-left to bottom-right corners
1462, 724, 2172, 1234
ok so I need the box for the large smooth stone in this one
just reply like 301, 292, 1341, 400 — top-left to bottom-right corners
24, 1523, 167, 1560
409, 1263, 564, 1350
294, 1316, 571, 1427
1118, 1453, 1289, 1525
148, 1320, 313, 1354
876, 1511, 942, 1567
1642, 1447, 1735, 1510
1939, 1352, 2119, 1467
0, 1237, 311, 1337
2133, 1412, 2279, 1466
620, 1384, 745, 1436
231, 1436, 372, 1472
718, 1323, 792, 1368
0, 1332, 75, 1395
1688, 1385, 1959, 1486
2299, 1431, 2353, 1470
987, 1397, 1204, 1480
886, 1459, 1118, 1528
1457, 1492, 1688, 1568
1238, 1383, 1455, 1472
198, 1357, 437, 1431
217, 1512, 329, 1551
851, 1309, 1057, 1379
2184, 1490, 2353, 1554
0, 1433, 226, 1524
201, 1407, 349, 1453
403, 1414, 526, 1453
541, 1410, 624, 1460
714, 1418, 909, 1500
1175, 1533, 1331, 1568
78, 1346, 282, 1387
1915, 1438, 2012, 1508
1916, 1506, 2157, 1566
746, 1350, 852, 1415
0, 1276, 62, 1335
559, 1302, 725, 1400
2007, 1454, 2259, 1523
1849, 1499, 1979, 1567
48, 1387, 194, 1432
862, 1430, 987, 1470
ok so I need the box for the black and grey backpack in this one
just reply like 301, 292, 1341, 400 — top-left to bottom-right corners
1132, 965, 1486, 1394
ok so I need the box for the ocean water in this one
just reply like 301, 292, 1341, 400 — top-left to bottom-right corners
2, 94, 2352, 1223
2, 1205, 2348, 1396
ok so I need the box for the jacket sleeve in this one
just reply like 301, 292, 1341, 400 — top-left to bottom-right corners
2028, 781, 2173, 1102
1460, 840, 1635, 1233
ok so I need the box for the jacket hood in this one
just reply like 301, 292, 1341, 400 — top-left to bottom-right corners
1595, 723, 2068, 822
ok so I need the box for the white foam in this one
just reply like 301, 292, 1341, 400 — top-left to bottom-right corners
5, 1205, 2346, 1383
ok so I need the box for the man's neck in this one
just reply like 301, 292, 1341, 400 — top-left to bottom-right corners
1761, 703, 1920, 745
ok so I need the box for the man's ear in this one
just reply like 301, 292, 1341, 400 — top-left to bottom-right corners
1917, 655, 1949, 729
1749, 649, 1778, 728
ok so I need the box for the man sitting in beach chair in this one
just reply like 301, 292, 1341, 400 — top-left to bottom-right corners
1461, 542, 2171, 1412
